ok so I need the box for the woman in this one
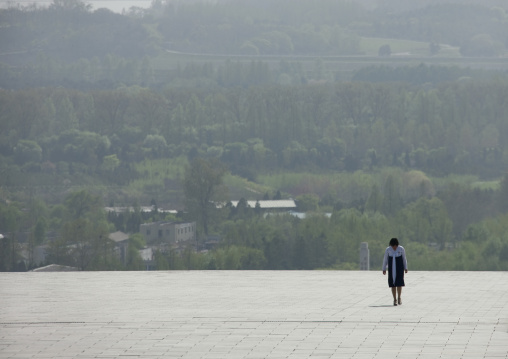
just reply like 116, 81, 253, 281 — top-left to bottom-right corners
382, 238, 408, 306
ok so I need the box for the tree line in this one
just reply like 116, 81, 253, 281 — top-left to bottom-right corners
2, 170, 508, 271
2, 74, 508, 192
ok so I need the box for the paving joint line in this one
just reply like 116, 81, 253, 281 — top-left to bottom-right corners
1, 319, 502, 326
0, 322, 86, 325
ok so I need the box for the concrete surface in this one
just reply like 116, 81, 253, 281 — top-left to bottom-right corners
1, 271, 507, 358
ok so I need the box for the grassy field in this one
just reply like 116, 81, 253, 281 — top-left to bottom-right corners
359, 37, 461, 57
152, 41, 507, 81
223, 175, 273, 200
125, 157, 274, 207
257, 169, 502, 204
122, 156, 502, 207
80, 155, 502, 210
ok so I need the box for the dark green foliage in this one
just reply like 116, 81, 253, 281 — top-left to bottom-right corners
183, 157, 228, 236
44, 190, 117, 270
498, 174, 508, 213
0, 2, 154, 65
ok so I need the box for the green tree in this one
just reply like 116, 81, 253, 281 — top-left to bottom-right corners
64, 190, 102, 220
296, 194, 320, 212
498, 173, 508, 213
51, 90, 79, 134
399, 197, 453, 248
47, 190, 111, 270
0, 203, 23, 271
26, 198, 49, 268
382, 175, 402, 216
13, 140, 42, 165
126, 233, 145, 270
365, 185, 383, 213
101, 154, 120, 172
61, 218, 92, 270
183, 157, 228, 236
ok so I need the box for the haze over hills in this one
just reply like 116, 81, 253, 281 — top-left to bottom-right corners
1, 0, 508, 272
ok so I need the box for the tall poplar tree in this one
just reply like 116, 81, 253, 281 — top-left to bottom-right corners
183, 157, 228, 237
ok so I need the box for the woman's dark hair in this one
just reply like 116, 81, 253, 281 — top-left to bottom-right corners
389, 238, 399, 246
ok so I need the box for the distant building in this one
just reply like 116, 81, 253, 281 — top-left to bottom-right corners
104, 206, 178, 214
138, 247, 155, 270
109, 231, 129, 265
140, 221, 196, 245
204, 235, 221, 250
228, 199, 297, 211
19, 244, 48, 269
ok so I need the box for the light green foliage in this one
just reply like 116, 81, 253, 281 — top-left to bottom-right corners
259, 169, 420, 205
143, 134, 167, 156
401, 171, 435, 199
127, 157, 187, 204
44, 130, 110, 166
51, 90, 79, 134
13, 140, 42, 165
131, 157, 187, 189
101, 154, 120, 172
398, 197, 453, 248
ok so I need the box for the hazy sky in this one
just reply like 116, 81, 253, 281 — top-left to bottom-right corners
0, 0, 152, 13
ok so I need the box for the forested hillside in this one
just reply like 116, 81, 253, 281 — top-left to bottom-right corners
1, 0, 508, 271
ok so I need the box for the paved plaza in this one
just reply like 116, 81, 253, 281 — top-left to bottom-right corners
1, 271, 507, 358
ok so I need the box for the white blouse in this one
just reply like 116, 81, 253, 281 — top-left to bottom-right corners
382, 246, 408, 285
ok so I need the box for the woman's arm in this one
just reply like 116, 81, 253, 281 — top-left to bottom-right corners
382, 248, 388, 272
402, 247, 408, 272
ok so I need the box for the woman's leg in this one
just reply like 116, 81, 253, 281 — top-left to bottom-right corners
397, 287, 402, 304
391, 287, 396, 299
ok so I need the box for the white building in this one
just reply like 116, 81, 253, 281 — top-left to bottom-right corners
228, 199, 297, 210
140, 221, 196, 245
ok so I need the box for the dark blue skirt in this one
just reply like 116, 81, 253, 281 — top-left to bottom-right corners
387, 255, 405, 287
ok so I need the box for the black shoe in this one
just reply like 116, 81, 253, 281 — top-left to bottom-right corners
393, 299, 397, 306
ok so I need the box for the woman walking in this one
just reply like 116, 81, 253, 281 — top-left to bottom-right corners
382, 238, 408, 306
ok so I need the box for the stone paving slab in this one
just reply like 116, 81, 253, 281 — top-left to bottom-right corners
1, 271, 507, 358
